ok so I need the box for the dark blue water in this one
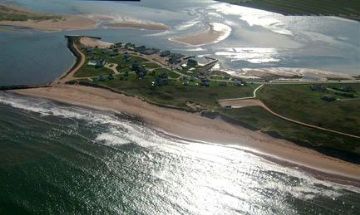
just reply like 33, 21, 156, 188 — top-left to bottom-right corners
0, 29, 74, 86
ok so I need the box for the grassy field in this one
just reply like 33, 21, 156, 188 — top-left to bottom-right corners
220, 106, 360, 163
73, 45, 257, 111
217, 0, 360, 21
74, 63, 113, 78
78, 76, 257, 111
0, 5, 61, 21
257, 84, 360, 136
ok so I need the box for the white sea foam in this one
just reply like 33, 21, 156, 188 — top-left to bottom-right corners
175, 20, 201, 31
95, 129, 131, 146
174, 47, 206, 52
1, 92, 359, 202
215, 47, 280, 63
211, 22, 232, 44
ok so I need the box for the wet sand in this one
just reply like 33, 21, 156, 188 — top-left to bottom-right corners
0, 4, 169, 32
107, 21, 169, 31
13, 84, 360, 183
236, 67, 356, 80
170, 23, 231, 46
0, 15, 97, 31
79, 37, 114, 48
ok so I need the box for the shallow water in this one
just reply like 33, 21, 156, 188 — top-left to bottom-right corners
0, 0, 359, 86
0, 92, 359, 214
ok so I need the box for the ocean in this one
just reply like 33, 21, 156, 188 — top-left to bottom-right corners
0, 92, 359, 214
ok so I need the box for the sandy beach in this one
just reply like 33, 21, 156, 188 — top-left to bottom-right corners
0, 4, 169, 32
13, 84, 360, 183
170, 23, 231, 46
0, 15, 97, 31
0, 16, 171, 32
79, 37, 114, 48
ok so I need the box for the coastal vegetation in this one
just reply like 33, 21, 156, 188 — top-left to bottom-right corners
220, 106, 360, 163
71, 40, 256, 111
0, 4, 61, 21
216, 0, 360, 21
66, 37, 359, 163
257, 84, 360, 136
218, 83, 360, 162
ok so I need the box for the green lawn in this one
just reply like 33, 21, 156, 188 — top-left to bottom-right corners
85, 76, 257, 111
257, 84, 360, 136
76, 46, 258, 111
220, 106, 360, 163
73, 62, 113, 78
152, 68, 180, 79
216, 0, 360, 21
142, 62, 161, 69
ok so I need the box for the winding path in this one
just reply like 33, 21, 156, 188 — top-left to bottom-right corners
218, 84, 360, 139
219, 84, 264, 102
258, 100, 360, 139
54, 40, 86, 85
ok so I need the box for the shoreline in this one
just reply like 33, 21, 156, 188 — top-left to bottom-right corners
106, 21, 169, 31
0, 4, 169, 32
170, 23, 231, 46
0, 16, 170, 32
0, 15, 97, 31
12, 84, 360, 185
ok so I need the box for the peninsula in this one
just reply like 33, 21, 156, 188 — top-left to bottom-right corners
10, 36, 360, 184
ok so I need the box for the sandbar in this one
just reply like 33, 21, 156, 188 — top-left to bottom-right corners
106, 21, 169, 31
0, 15, 97, 31
170, 23, 231, 46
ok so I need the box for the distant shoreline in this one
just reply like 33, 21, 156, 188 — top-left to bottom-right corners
0, 4, 170, 32
0, 15, 97, 32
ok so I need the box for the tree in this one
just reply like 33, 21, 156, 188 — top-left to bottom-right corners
187, 58, 198, 67
132, 61, 147, 79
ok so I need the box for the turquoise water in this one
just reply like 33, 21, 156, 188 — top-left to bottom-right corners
0, 0, 359, 86
0, 92, 359, 214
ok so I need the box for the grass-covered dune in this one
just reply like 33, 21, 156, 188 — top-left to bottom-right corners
257, 84, 360, 136
220, 106, 360, 163
216, 0, 360, 21
219, 83, 360, 163
0, 4, 60, 21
